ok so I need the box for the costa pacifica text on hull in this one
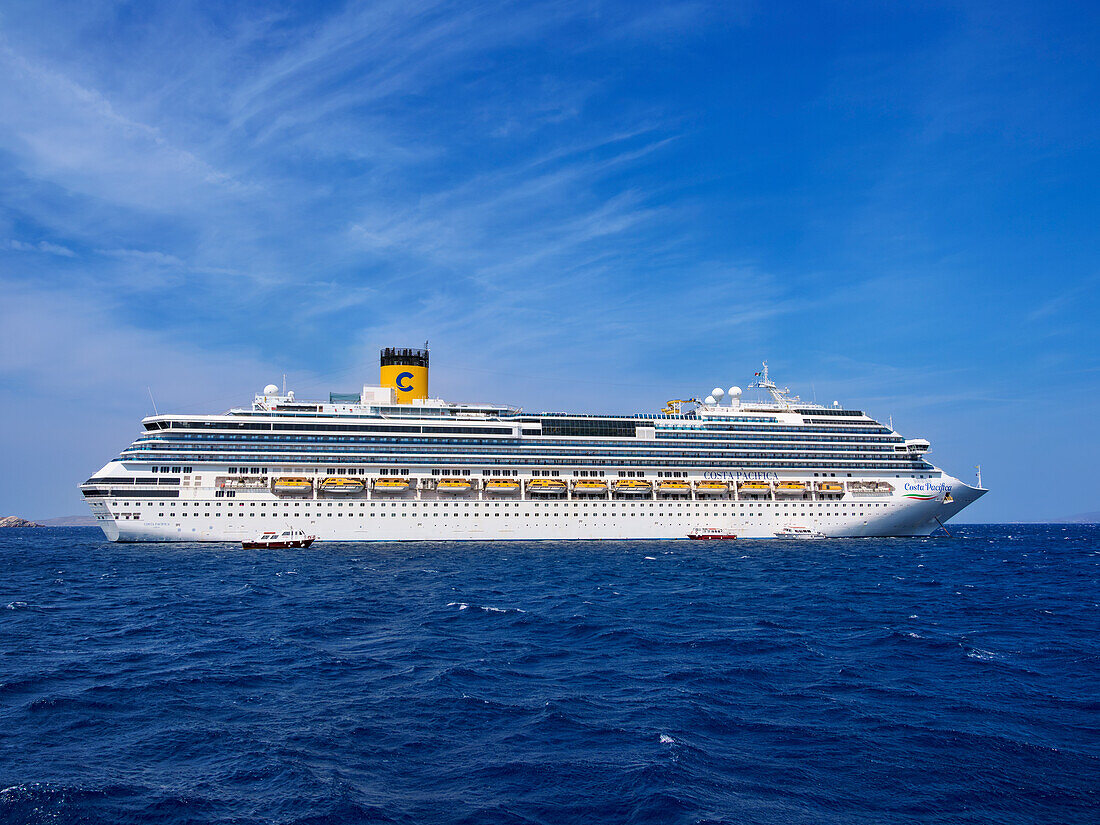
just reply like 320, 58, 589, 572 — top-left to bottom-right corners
82, 348, 986, 541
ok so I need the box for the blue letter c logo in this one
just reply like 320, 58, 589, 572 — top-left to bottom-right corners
395, 371, 414, 391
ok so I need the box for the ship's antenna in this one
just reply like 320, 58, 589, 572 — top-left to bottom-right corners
147, 387, 159, 415
889, 415, 893, 430
282, 373, 286, 395
976, 465, 982, 488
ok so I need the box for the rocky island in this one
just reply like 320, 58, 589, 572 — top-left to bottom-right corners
0, 516, 42, 528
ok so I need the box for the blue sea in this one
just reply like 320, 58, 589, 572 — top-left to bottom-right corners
1, 525, 1097, 825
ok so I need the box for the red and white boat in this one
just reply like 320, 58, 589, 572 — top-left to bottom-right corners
241, 528, 317, 549
687, 527, 737, 540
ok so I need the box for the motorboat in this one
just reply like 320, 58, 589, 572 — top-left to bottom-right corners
773, 525, 826, 539
241, 528, 317, 549
687, 527, 737, 540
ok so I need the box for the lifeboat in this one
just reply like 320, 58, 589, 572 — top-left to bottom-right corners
319, 477, 365, 495
572, 480, 609, 496
484, 479, 521, 494
372, 477, 410, 494
657, 480, 691, 496
273, 477, 313, 496
774, 481, 807, 496
817, 482, 844, 493
436, 478, 472, 494
738, 481, 771, 495
527, 479, 567, 496
695, 481, 729, 495
612, 479, 652, 496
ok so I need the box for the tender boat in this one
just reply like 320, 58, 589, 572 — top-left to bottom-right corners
612, 479, 652, 495
694, 481, 729, 495
372, 477, 410, 494
773, 525, 826, 539
817, 482, 844, 494
436, 478, 472, 494
484, 478, 520, 494
572, 480, 609, 496
527, 478, 567, 496
272, 477, 313, 496
738, 481, 771, 495
242, 528, 317, 549
688, 527, 737, 540
774, 481, 807, 495
657, 480, 692, 496
319, 477, 365, 495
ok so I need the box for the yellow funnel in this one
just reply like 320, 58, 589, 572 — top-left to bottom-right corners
380, 347, 429, 404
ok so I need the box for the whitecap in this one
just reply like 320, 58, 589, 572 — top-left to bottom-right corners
967, 648, 1000, 661
659, 734, 675, 745
643, 556, 656, 560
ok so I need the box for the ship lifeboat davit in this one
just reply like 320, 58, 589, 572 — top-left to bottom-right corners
613, 479, 652, 496
527, 479, 567, 496
319, 477, 365, 496
436, 478, 472, 494
657, 480, 692, 496
372, 477, 410, 494
273, 477, 313, 496
573, 481, 609, 496
695, 481, 729, 496
484, 479, 520, 495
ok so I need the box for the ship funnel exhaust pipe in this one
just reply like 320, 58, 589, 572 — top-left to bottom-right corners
380, 346, 429, 404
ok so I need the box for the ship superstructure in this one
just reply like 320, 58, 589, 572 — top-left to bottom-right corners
82, 349, 986, 541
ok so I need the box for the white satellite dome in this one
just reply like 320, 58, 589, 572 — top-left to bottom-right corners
704, 395, 717, 405
711, 387, 725, 400
728, 386, 742, 398
263, 384, 279, 395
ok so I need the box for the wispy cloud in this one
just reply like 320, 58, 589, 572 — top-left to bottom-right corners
9, 239, 76, 257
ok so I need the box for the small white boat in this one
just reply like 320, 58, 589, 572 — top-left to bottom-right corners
773, 525, 826, 539
242, 528, 316, 549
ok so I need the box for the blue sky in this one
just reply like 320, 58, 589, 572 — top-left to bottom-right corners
1, 0, 1098, 521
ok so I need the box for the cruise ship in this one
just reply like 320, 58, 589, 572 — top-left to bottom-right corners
81, 347, 986, 542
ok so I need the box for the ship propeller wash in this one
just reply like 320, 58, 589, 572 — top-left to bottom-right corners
82, 351, 986, 542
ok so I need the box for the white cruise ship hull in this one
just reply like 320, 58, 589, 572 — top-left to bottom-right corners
87, 475, 984, 542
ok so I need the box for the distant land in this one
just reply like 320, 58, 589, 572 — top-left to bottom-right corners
1061, 511, 1100, 524
34, 515, 98, 527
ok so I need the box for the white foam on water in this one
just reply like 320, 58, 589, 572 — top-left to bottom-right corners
659, 734, 675, 745
643, 556, 656, 560
448, 602, 525, 614
967, 648, 1001, 661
